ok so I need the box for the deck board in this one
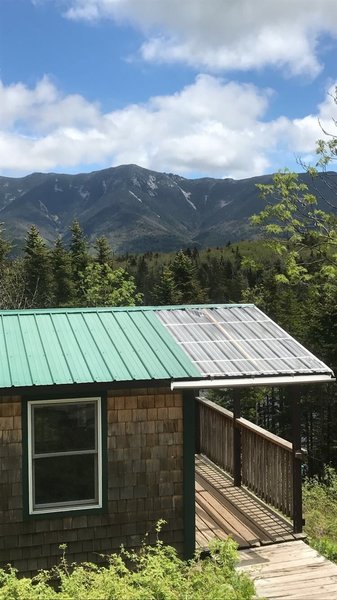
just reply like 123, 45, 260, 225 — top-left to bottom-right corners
195, 454, 299, 549
239, 541, 337, 598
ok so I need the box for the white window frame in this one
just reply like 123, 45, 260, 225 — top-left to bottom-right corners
27, 397, 102, 515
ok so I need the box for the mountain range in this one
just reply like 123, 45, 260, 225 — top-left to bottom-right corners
0, 164, 336, 254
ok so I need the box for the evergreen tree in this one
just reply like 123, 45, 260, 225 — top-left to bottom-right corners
69, 220, 89, 301
170, 250, 207, 304
52, 236, 74, 306
94, 235, 112, 266
152, 266, 182, 305
24, 225, 52, 307
0, 223, 11, 267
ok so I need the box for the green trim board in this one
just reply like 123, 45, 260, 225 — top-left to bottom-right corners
4, 379, 175, 398
183, 390, 196, 560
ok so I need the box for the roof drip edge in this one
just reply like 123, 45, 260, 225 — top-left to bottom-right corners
171, 374, 335, 390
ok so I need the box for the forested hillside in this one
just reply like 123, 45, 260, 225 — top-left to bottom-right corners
1, 164, 337, 253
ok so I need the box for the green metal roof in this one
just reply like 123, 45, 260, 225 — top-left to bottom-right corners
0, 306, 199, 389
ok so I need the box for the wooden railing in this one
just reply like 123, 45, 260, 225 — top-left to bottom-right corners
197, 398, 234, 475
197, 397, 302, 525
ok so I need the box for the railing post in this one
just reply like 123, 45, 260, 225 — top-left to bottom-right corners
290, 385, 303, 534
233, 389, 242, 487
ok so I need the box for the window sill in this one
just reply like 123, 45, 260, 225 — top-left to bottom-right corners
24, 505, 106, 521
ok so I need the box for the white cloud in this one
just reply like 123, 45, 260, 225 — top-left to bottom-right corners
0, 76, 101, 131
59, 0, 337, 76
1, 75, 337, 178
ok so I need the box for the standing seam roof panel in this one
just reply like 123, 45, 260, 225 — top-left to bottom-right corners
3, 316, 32, 387
98, 312, 152, 381
115, 312, 168, 379
113, 312, 173, 380
50, 313, 93, 383
18, 314, 54, 386
84, 312, 132, 381
146, 311, 200, 378
34, 314, 74, 385
67, 313, 114, 383
0, 317, 12, 388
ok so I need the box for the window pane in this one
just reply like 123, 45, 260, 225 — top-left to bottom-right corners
34, 454, 96, 506
33, 402, 96, 454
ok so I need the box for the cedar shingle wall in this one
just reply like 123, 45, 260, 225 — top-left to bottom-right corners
0, 389, 184, 575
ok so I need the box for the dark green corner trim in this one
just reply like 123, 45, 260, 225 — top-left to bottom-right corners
183, 390, 196, 560
22, 392, 108, 520
101, 392, 108, 513
21, 398, 29, 521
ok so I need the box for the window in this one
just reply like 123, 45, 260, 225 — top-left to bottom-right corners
27, 397, 102, 515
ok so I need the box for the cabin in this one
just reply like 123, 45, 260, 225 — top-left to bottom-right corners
0, 304, 334, 575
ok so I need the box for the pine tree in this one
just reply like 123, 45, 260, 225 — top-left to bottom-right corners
94, 236, 112, 266
52, 236, 74, 306
170, 250, 207, 304
152, 266, 182, 305
69, 220, 89, 301
24, 225, 52, 307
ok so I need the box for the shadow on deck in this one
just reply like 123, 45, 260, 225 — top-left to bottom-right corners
195, 454, 305, 550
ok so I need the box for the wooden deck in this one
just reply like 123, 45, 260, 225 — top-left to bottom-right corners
195, 454, 303, 549
195, 456, 337, 599
239, 540, 337, 599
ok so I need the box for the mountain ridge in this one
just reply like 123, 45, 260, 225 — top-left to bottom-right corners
1, 164, 336, 253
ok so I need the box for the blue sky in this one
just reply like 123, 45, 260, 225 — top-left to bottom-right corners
1, 0, 337, 179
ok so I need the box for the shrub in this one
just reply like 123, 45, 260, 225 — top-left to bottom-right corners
303, 465, 337, 562
0, 529, 255, 600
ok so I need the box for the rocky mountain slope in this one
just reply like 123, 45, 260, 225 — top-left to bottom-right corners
0, 164, 336, 253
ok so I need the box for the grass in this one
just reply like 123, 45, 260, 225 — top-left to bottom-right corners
303, 466, 337, 562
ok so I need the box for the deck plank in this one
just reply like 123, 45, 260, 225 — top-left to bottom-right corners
197, 485, 258, 546
239, 541, 337, 599
195, 454, 297, 549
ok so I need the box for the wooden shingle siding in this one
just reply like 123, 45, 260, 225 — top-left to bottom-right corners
0, 388, 184, 576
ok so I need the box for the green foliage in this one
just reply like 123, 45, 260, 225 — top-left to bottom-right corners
95, 236, 112, 266
80, 263, 143, 307
253, 169, 337, 286
52, 236, 74, 306
310, 537, 337, 563
152, 266, 183, 305
315, 88, 337, 169
0, 223, 11, 266
169, 250, 207, 304
0, 260, 30, 310
70, 220, 89, 300
304, 466, 337, 562
24, 225, 52, 307
0, 533, 254, 600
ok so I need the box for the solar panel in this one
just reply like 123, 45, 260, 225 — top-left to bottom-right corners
156, 306, 332, 379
